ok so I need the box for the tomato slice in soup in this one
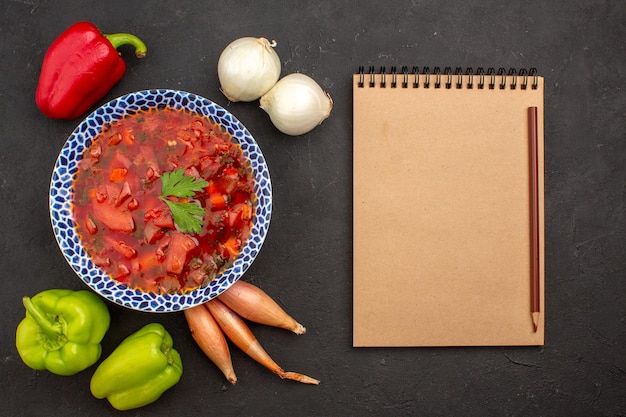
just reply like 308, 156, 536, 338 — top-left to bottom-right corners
91, 200, 135, 233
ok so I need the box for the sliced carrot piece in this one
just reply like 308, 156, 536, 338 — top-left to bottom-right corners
223, 237, 240, 258
109, 167, 128, 182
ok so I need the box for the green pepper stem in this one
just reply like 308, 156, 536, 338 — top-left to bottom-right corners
22, 296, 67, 350
104, 33, 148, 59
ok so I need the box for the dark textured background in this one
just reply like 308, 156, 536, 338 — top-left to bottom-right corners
1, 1, 625, 416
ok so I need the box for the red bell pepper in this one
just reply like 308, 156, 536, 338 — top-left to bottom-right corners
35, 22, 147, 120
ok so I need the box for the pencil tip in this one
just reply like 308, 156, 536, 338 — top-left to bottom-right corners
531, 312, 540, 332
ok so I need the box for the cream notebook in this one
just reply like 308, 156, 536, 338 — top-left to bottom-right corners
353, 66, 545, 347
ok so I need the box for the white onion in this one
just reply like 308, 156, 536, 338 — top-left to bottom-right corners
217, 37, 281, 102
259, 73, 333, 136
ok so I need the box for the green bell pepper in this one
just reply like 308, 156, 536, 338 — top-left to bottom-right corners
90, 322, 183, 411
15, 289, 110, 376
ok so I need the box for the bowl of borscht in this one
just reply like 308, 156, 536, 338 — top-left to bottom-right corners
49, 89, 272, 312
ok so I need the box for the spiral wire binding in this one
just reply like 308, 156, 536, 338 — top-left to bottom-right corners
357, 66, 538, 90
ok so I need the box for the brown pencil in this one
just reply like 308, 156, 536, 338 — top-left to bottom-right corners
529, 106, 540, 332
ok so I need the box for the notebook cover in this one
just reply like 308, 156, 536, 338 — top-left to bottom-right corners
352, 72, 545, 347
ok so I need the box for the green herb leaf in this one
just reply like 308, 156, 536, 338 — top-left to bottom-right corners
161, 200, 205, 234
160, 169, 209, 198
159, 169, 209, 234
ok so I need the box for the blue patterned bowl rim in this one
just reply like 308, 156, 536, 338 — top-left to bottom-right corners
49, 89, 272, 313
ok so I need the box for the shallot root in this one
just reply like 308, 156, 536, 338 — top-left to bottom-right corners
205, 299, 319, 385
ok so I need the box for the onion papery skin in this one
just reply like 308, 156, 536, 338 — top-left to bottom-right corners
217, 37, 281, 102
259, 73, 333, 136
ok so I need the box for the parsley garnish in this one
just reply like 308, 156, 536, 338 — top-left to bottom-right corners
159, 169, 209, 234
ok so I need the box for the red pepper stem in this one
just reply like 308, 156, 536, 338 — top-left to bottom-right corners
22, 296, 68, 350
104, 33, 148, 58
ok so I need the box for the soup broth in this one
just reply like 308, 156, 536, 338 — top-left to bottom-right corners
72, 107, 255, 293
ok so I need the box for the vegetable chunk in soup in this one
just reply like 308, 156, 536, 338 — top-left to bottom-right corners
73, 107, 255, 293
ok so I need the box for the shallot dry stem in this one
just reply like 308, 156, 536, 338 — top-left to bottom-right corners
205, 299, 320, 385
218, 280, 306, 334
184, 305, 237, 384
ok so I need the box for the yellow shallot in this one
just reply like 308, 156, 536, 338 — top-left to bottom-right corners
205, 299, 319, 385
184, 305, 237, 384
218, 280, 306, 334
